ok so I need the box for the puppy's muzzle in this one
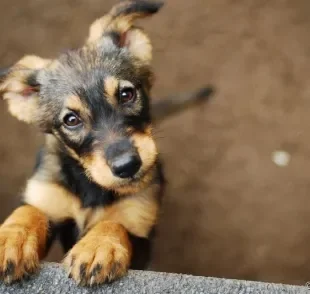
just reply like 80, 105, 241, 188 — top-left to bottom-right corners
105, 139, 141, 179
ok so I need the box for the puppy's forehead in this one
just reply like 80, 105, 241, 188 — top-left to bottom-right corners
40, 46, 136, 93
63, 76, 119, 114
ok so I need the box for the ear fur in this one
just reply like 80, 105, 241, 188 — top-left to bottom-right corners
0, 55, 51, 123
87, 0, 164, 64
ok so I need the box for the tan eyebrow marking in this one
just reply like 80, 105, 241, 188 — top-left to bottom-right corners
65, 95, 91, 118
104, 76, 119, 106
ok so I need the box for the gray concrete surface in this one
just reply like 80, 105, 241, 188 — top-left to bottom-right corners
0, 262, 307, 294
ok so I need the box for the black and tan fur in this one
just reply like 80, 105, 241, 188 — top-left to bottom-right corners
0, 0, 213, 286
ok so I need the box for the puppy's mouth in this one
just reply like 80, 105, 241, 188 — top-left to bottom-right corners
83, 133, 157, 192
111, 163, 157, 195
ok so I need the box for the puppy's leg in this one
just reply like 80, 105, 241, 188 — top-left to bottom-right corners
0, 205, 49, 283
63, 221, 132, 286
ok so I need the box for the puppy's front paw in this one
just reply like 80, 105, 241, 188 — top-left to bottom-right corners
63, 224, 131, 286
0, 225, 40, 283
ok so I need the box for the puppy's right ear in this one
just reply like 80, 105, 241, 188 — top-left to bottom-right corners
0, 55, 51, 124
87, 1, 163, 65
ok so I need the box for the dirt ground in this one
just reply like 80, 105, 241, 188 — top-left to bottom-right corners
1, 0, 310, 286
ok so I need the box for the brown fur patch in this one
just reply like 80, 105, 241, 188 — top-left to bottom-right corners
104, 76, 118, 106
65, 95, 91, 119
131, 131, 157, 175
100, 184, 160, 238
4, 92, 39, 123
87, 15, 113, 44
63, 221, 131, 285
0, 205, 48, 283
24, 166, 105, 234
82, 151, 120, 189
0, 55, 51, 124
24, 179, 78, 222
23, 179, 92, 232
0, 55, 50, 93
24, 175, 158, 239
84, 208, 106, 232
125, 28, 152, 63
15, 55, 51, 70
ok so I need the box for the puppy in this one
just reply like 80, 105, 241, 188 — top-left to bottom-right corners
0, 0, 213, 286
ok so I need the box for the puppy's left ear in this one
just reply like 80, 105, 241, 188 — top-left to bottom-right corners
87, 0, 164, 65
0, 55, 51, 124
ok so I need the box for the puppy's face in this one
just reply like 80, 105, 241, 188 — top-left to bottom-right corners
42, 43, 157, 192
0, 1, 163, 193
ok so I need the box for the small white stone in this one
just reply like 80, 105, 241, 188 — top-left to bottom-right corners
272, 150, 291, 167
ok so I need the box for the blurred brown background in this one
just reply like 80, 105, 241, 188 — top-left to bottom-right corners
1, 0, 310, 286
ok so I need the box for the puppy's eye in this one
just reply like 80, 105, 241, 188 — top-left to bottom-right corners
119, 87, 136, 104
63, 113, 81, 128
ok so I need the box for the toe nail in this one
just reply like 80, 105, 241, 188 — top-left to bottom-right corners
5, 276, 12, 284
90, 276, 95, 286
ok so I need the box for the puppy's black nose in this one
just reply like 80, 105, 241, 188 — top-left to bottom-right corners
110, 153, 142, 178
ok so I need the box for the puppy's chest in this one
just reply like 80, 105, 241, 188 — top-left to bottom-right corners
51, 207, 107, 253
73, 205, 107, 234
61, 173, 118, 234
62, 181, 116, 234
24, 178, 110, 232
25, 178, 160, 239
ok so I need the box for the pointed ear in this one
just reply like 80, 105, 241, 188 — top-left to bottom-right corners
0, 55, 51, 124
87, 0, 164, 64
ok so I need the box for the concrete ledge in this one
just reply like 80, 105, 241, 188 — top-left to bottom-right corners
0, 262, 307, 294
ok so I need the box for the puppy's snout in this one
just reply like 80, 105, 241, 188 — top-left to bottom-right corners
105, 139, 141, 178
111, 153, 141, 178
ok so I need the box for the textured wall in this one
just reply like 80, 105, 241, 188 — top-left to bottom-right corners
1, 0, 310, 285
